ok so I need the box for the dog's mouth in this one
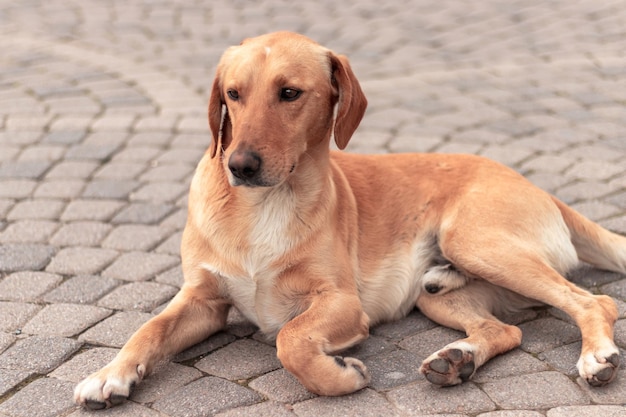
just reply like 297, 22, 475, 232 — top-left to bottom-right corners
228, 166, 296, 188
229, 175, 277, 188
226, 149, 297, 188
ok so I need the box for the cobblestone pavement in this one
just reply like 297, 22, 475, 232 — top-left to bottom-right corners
0, 0, 625, 416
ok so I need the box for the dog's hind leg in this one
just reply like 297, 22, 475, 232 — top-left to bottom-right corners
443, 242, 620, 387
417, 280, 528, 386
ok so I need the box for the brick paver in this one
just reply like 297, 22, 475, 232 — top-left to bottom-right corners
0, 0, 625, 416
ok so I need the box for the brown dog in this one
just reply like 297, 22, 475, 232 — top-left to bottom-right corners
75, 32, 624, 409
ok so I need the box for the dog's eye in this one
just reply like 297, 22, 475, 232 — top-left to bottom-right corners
227, 89, 239, 101
280, 88, 301, 102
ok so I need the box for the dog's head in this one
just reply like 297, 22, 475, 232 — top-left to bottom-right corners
208, 31, 367, 187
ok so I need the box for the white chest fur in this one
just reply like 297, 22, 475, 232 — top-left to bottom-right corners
203, 187, 298, 336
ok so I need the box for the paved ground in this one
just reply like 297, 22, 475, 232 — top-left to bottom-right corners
0, 0, 625, 416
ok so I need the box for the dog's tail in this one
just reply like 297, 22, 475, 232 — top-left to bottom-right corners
552, 196, 626, 274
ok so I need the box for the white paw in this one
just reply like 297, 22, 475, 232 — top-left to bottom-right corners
576, 344, 620, 387
74, 363, 145, 410
423, 264, 468, 295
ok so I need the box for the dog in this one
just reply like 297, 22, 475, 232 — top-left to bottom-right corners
74, 31, 624, 409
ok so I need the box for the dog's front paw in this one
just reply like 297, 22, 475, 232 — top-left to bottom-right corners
74, 362, 145, 410
420, 346, 475, 386
331, 355, 371, 393
577, 346, 620, 387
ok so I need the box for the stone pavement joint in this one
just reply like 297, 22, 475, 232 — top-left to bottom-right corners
0, 0, 626, 416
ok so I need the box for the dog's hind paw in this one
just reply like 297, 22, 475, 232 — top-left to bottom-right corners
422, 264, 467, 296
420, 346, 475, 386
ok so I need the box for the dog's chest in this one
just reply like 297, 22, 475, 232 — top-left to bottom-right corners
212, 191, 298, 336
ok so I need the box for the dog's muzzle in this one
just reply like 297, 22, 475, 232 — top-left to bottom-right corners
228, 150, 263, 186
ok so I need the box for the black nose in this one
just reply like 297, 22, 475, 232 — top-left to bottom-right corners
228, 150, 262, 181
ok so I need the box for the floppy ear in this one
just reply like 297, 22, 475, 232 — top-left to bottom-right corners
329, 53, 368, 150
208, 72, 229, 159
208, 74, 223, 159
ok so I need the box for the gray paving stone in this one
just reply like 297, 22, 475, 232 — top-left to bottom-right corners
216, 401, 297, 417
0, 243, 55, 273
130, 181, 188, 203
140, 164, 194, 182
21, 303, 112, 337
295, 388, 400, 416
82, 179, 139, 199
102, 251, 179, 281
155, 266, 184, 288
6, 199, 65, 221
67, 401, 163, 417
568, 265, 624, 289
60, 199, 125, 221
518, 317, 581, 353
343, 334, 396, 360
602, 280, 626, 301
65, 143, 120, 161
154, 231, 182, 255
536, 342, 581, 377
128, 132, 172, 147
41, 130, 86, 145
195, 339, 281, 380
481, 372, 589, 410
152, 376, 262, 417
0, 160, 52, 179
0, 220, 60, 243
248, 368, 316, 403
33, 179, 86, 199
0, 332, 15, 355
362, 348, 423, 390
17, 145, 65, 163
477, 412, 544, 417
173, 332, 236, 363
398, 326, 466, 358
45, 247, 119, 275
546, 405, 626, 417
387, 380, 496, 416
44, 161, 99, 179
79, 311, 153, 348
160, 208, 188, 230
0, 271, 63, 302
371, 310, 438, 341
102, 225, 172, 251
111, 202, 175, 224
98, 282, 177, 312
0, 200, 14, 218
575, 369, 626, 405
156, 148, 204, 164
0, 377, 75, 417
0, 302, 42, 333
0, 369, 33, 397
43, 274, 120, 304
49, 347, 118, 383
49, 221, 113, 247
473, 348, 552, 383
93, 161, 146, 181
565, 160, 625, 182
571, 201, 622, 222
131, 362, 203, 404
0, 336, 82, 373
112, 146, 162, 163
